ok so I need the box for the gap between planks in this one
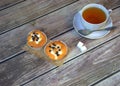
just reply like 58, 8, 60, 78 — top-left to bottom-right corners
90, 53, 120, 86
0, 0, 26, 11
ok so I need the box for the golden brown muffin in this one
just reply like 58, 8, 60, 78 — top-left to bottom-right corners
44, 40, 68, 60
27, 30, 47, 48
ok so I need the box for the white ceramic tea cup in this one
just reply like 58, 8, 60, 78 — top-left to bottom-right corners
79, 3, 111, 30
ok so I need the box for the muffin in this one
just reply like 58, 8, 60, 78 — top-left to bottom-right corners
44, 40, 68, 60
27, 30, 47, 48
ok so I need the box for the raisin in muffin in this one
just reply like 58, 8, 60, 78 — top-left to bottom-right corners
27, 30, 47, 48
44, 40, 68, 60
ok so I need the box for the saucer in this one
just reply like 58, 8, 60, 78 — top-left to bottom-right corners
73, 11, 113, 39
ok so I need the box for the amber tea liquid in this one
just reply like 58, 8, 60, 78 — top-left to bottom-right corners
82, 7, 106, 24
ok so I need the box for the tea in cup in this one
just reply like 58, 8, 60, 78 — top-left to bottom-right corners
80, 3, 111, 30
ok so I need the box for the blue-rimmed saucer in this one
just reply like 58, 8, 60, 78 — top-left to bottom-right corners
73, 11, 113, 39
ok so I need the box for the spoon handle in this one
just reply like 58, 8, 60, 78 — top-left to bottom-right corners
95, 26, 117, 31
104, 26, 117, 30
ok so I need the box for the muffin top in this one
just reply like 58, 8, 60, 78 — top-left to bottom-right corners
27, 30, 47, 48
44, 40, 68, 60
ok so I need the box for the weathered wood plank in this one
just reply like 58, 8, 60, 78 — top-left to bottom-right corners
95, 71, 120, 86
0, 0, 120, 62
0, 0, 120, 34
0, 0, 89, 61
0, 30, 80, 86
0, 52, 54, 86
0, 0, 25, 10
0, 0, 78, 34
0, 7, 120, 86
87, 0, 120, 9
0, 1, 120, 86
24, 33, 120, 86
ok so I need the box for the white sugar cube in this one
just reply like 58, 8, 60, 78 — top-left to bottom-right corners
77, 41, 84, 48
77, 41, 87, 53
80, 46, 87, 53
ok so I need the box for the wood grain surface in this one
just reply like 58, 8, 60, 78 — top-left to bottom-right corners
0, 0, 120, 86
0, 0, 87, 61
0, 0, 120, 63
0, 7, 120, 86
0, 0, 119, 34
25, 33, 120, 86
95, 71, 120, 86
0, 0, 78, 34
0, 0, 25, 10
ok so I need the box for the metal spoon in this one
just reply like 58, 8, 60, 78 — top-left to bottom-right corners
78, 26, 116, 36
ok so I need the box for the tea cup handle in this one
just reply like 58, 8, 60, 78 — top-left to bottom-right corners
102, 9, 112, 26
108, 9, 112, 14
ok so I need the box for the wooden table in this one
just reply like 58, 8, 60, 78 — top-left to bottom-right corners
0, 0, 120, 86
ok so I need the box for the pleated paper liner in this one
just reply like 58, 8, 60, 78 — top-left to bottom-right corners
22, 39, 69, 66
